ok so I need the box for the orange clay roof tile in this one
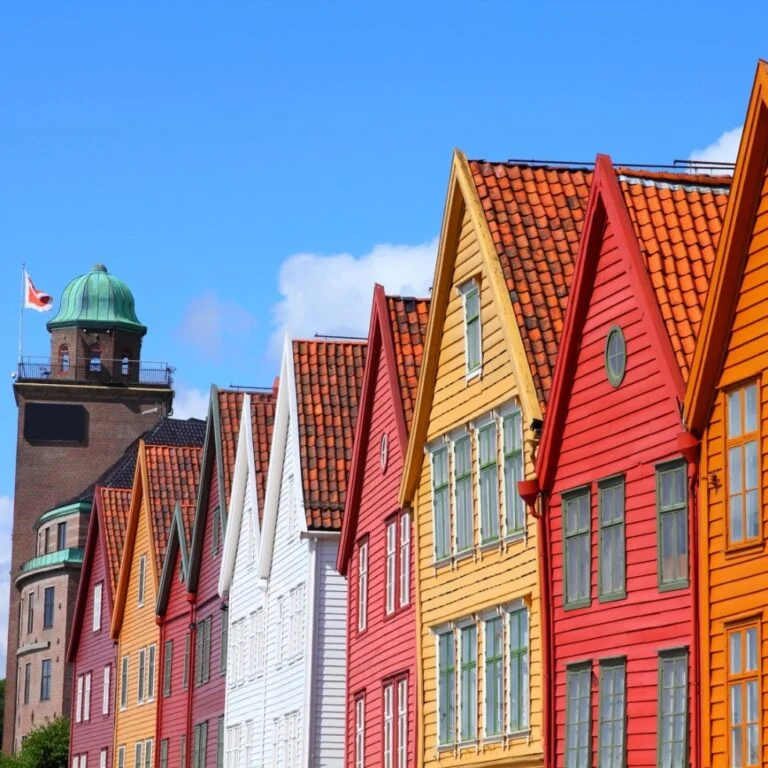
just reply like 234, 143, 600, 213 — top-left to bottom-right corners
292, 340, 367, 531
100, 486, 132, 597
216, 390, 245, 509
249, 391, 276, 520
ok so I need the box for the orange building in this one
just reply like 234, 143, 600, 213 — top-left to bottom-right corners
684, 60, 768, 768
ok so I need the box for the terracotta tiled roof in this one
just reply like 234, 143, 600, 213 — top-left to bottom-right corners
217, 390, 245, 508
386, 296, 430, 433
468, 161, 593, 411
100, 486, 132, 596
292, 340, 367, 530
144, 445, 202, 574
617, 169, 731, 382
250, 392, 276, 519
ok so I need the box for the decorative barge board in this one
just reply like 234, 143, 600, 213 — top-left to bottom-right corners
532, 156, 729, 768
683, 60, 768, 768
398, 151, 593, 768
337, 286, 429, 768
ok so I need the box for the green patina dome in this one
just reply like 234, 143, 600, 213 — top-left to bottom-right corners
47, 264, 147, 336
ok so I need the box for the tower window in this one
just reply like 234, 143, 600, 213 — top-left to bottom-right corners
89, 346, 102, 373
59, 346, 69, 373
121, 351, 131, 376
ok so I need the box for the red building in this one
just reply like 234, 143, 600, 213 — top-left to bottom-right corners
337, 286, 429, 768
529, 157, 729, 768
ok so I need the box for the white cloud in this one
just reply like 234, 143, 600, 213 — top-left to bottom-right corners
0, 496, 13, 672
172, 383, 210, 420
271, 238, 438, 353
689, 126, 743, 167
178, 291, 254, 360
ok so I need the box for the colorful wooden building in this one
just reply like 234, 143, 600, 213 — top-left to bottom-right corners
399, 152, 592, 768
531, 157, 729, 768
337, 287, 429, 768
683, 60, 768, 768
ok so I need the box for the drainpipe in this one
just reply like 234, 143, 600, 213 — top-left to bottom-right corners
155, 614, 164, 768
518, 478, 550, 768
678, 432, 701, 768
185, 592, 197, 768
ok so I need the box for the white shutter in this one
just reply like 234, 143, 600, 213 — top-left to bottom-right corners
103, 665, 111, 715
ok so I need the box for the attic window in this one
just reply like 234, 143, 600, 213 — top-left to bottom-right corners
380, 433, 388, 472
459, 280, 482, 378
605, 326, 626, 387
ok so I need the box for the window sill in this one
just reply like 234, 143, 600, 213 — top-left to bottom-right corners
507, 727, 531, 741
482, 734, 504, 745
454, 548, 474, 563
504, 531, 525, 546
658, 579, 689, 593
480, 538, 501, 553
466, 368, 482, 383
563, 598, 591, 612
598, 591, 626, 604
725, 539, 764, 557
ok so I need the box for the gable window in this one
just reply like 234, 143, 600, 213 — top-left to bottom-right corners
432, 447, 450, 560
43, 586, 55, 629
657, 462, 688, 589
358, 539, 368, 632
565, 663, 591, 768
399, 513, 411, 607
438, 631, 456, 745
57, 521, 67, 550
355, 695, 365, 768
598, 659, 626, 767
40, 658, 52, 701
563, 489, 591, 608
453, 435, 473, 552
385, 513, 411, 616
503, 409, 525, 535
212, 507, 221, 555
509, 607, 529, 732
658, 649, 689, 768
598, 477, 625, 601
93, 582, 103, 631
461, 280, 482, 376
137, 555, 146, 607
605, 326, 626, 387
103, 665, 111, 715
726, 382, 759, 545
163, 640, 173, 697
728, 624, 759, 767
459, 624, 477, 742
485, 616, 503, 737
120, 656, 129, 709
479, 423, 499, 543
386, 521, 397, 615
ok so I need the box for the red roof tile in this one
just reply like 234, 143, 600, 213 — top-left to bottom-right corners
100, 486, 132, 596
617, 169, 731, 382
292, 340, 367, 530
249, 391, 276, 520
468, 161, 593, 410
217, 390, 245, 509
386, 296, 430, 433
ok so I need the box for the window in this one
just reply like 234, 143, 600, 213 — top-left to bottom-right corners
164, 640, 173, 697
438, 631, 455, 745
454, 435, 473, 552
138, 648, 146, 703
59, 345, 69, 373
287, 474, 296, 536
659, 649, 689, 768
357, 540, 368, 632
565, 664, 591, 768
386, 521, 397, 615
459, 625, 477, 742
462, 280, 482, 374
384, 684, 394, 768
290, 584, 305, 659
183, 634, 190, 690
399, 513, 411, 607
503, 409, 525, 535
563, 489, 591, 608
509, 607, 529, 732
432, 447, 450, 560
40, 659, 51, 701
23, 663, 30, 705
83, 672, 91, 721
598, 477, 625, 600
137, 555, 146, 606
57, 521, 67, 550
143, 740, 153, 768
657, 462, 688, 588
212, 507, 220, 555
93, 583, 103, 631
193, 721, 208, 768
117, 746, 125, 768
605, 325, 626, 386
355, 696, 365, 768
479, 423, 499, 543
160, 740, 169, 768
27, 591, 34, 634
220, 609, 228, 674
100, 749, 107, 768
148, 644, 156, 701
255, 609, 266, 675
43, 586, 54, 629
598, 660, 626, 768
121, 356, 130, 377
245, 721, 254, 767
196, 617, 212, 686
217, 717, 224, 768
728, 625, 758, 767
76, 675, 84, 723
381, 432, 389, 471
397, 679, 407, 768
120, 656, 129, 709
89, 346, 102, 373
485, 617, 503, 737
727, 382, 759, 544
180, 736, 186, 768
103, 665, 111, 714
43, 527, 50, 554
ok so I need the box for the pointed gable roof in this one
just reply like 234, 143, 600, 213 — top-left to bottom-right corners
685, 60, 768, 432
249, 391, 277, 520
155, 504, 194, 616
101, 487, 132, 596
535, 155, 730, 490
338, 286, 429, 573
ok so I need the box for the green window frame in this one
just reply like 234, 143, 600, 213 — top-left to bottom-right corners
509, 607, 529, 732
479, 423, 499, 543
563, 488, 591, 609
220, 607, 229, 674
485, 616, 503, 737
459, 625, 476, 742
432, 447, 450, 560
438, 631, 455, 745
454, 436, 473, 552
180, 736, 186, 768
566, 663, 592, 768
503, 409, 524, 535
163, 640, 173, 697
212, 507, 221, 555
183, 634, 190, 690
598, 477, 625, 601
159, 739, 169, 768
658, 649, 688, 768
134, 742, 142, 768
118, 746, 125, 768
656, 462, 688, 590
463, 282, 481, 374
598, 659, 626, 768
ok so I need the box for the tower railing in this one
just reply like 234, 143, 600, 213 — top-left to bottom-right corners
16, 356, 175, 386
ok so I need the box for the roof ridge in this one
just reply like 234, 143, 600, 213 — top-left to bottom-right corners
469, 157, 594, 172
386, 294, 431, 303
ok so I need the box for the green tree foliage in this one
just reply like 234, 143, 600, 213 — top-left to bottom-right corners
0, 716, 69, 768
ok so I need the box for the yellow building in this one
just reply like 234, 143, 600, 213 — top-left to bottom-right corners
111, 442, 201, 768
399, 152, 592, 767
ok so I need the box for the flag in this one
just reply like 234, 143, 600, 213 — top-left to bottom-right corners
24, 270, 54, 312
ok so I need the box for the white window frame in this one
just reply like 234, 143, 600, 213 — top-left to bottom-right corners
476, 418, 500, 545
482, 612, 504, 739
384, 683, 394, 768
93, 582, 103, 632
117, 745, 125, 768
452, 430, 473, 555
430, 441, 451, 563
397, 679, 407, 767
120, 656, 129, 710
500, 405, 525, 539
435, 625, 457, 747
137, 555, 146, 607
76, 674, 84, 723
148, 644, 156, 702
355, 696, 365, 768
459, 279, 482, 379
137, 648, 146, 704
256, 608, 265, 676
457, 619, 477, 744
386, 521, 397, 615
357, 540, 368, 632
83, 672, 92, 722
103, 664, 111, 715
507, 604, 530, 734
134, 741, 143, 768
399, 512, 411, 607
99, 749, 107, 768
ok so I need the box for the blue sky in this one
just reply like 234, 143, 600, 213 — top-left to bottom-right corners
0, 1, 764, 667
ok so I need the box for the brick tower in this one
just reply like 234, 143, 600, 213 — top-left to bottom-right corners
3, 265, 174, 752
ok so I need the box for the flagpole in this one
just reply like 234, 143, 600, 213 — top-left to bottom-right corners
18, 263, 25, 367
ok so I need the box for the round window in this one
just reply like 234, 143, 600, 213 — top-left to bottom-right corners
380, 433, 388, 472
605, 325, 626, 387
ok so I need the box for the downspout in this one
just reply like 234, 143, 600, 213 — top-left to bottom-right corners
155, 614, 164, 768
185, 592, 197, 768
678, 432, 701, 768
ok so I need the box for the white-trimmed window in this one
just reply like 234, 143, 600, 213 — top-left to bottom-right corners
484, 617, 503, 737
120, 656, 129, 710
134, 742, 143, 768
384, 684, 394, 768
290, 583, 305, 659
386, 521, 397, 614
255, 608, 266, 675
103, 664, 111, 715
83, 672, 92, 722
460, 279, 482, 375
355, 695, 365, 768
117, 745, 125, 768
100, 749, 107, 768
502, 409, 525, 535
438, 631, 455, 745
278, 596, 288, 664
478, 422, 499, 543
508, 607, 529, 732
143, 740, 152, 768
453, 435, 473, 552
358, 540, 368, 632
397, 679, 408, 767
399, 513, 411, 607
248, 612, 257, 679
459, 624, 477, 742
432, 447, 450, 560
244, 720, 253, 766
76, 674, 84, 723
148, 644, 156, 701
137, 649, 146, 703
93, 582, 103, 632
137, 555, 146, 607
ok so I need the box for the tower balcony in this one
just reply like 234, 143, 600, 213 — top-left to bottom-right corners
16, 356, 174, 387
